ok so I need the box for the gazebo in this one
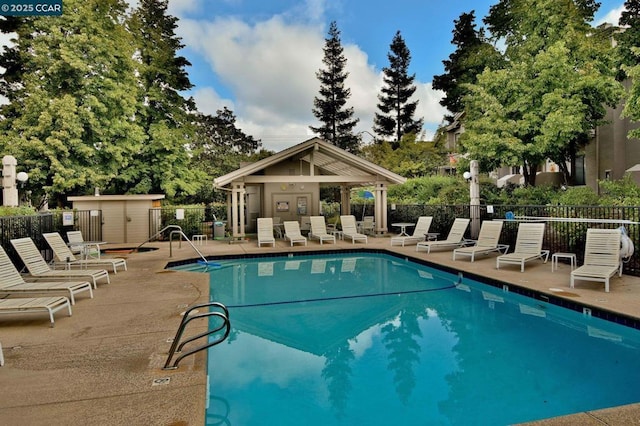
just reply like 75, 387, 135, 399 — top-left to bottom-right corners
213, 137, 406, 239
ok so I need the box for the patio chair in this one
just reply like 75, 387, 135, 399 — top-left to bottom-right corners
416, 218, 470, 253
453, 221, 507, 262
283, 221, 307, 246
0, 296, 72, 327
43, 232, 127, 274
300, 216, 312, 235
0, 244, 93, 304
340, 215, 368, 244
272, 217, 283, 239
391, 216, 433, 247
360, 216, 375, 235
66, 230, 101, 258
10, 237, 110, 289
571, 228, 622, 293
496, 223, 549, 272
309, 216, 336, 245
257, 218, 276, 247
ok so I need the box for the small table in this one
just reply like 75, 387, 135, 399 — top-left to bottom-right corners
551, 252, 576, 272
330, 229, 344, 240
425, 232, 439, 241
192, 234, 207, 245
391, 222, 415, 237
69, 241, 105, 260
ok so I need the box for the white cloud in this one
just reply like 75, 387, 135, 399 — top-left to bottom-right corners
595, 4, 625, 27
175, 3, 446, 151
191, 86, 235, 114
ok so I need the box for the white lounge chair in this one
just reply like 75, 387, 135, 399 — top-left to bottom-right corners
496, 223, 549, 272
309, 216, 336, 245
340, 215, 368, 244
10, 237, 110, 289
0, 296, 72, 327
43, 232, 127, 274
283, 221, 307, 246
0, 245, 93, 305
391, 216, 433, 246
257, 218, 276, 247
416, 218, 470, 253
453, 221, 507, 262
571, 228, 622, 293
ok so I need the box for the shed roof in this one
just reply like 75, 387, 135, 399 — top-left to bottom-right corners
67, 194, 165, 201
213, 137, 406, 187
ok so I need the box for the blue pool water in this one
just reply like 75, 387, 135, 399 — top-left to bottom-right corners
176, 252, 640, 425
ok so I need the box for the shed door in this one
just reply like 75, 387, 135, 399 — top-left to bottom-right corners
124, 200, 150, 243
101, 201, 126, 243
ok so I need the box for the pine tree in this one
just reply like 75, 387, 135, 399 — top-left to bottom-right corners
374, 31, 423, 148
310, 21, 360, 152
124, 0, 204, 197
433, 11, 503, 123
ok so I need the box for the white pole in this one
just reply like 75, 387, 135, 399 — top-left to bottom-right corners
470, 160, 480, 238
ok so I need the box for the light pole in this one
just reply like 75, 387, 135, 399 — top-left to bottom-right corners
357, 130, 376, 144
464, 160, 480, 238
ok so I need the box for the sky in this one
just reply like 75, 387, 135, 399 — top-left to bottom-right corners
8, 1, 628, 153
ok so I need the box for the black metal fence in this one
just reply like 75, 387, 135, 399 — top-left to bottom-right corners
384, 204, 640, 276
0, 210, 101, 269
4, 205, 640, 277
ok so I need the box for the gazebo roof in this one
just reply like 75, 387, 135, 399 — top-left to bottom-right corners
213, 137, 406, 188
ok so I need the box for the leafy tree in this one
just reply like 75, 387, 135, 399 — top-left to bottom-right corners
462, 0, 623, 186
360, 134, 445, 178
374, 31, 423, 147
620, 1, 640, 135
181, 107, 262, 203
0, 0, 145, 206
123, 0, 204, 197
616, 0, 640, 81
310, 21, 360, 152
433, 11, 503, 123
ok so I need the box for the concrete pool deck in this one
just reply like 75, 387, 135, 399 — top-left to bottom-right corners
1, 235, 639, 425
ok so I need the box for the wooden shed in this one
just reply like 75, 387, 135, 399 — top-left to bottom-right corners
67, 194, 165, 243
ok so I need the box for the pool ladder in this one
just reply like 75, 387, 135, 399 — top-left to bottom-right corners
163, 301, 231, 370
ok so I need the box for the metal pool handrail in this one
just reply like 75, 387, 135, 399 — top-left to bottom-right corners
137, 224, 210, 263
163, 301, 231, 370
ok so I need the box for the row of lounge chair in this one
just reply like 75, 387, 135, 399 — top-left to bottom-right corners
258, 215, 370, 247
415, 218, 623, 292
257, 214, 624, 293
0, 232, 127, 326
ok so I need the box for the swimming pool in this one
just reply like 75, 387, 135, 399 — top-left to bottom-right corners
177, 252, 640, 425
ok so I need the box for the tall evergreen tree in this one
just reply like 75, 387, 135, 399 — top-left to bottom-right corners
433, 11, 503, 123
310, 21, 359, 152
124, 0, 204, 197
374, 31, 423, 148
0, 0, 145, 206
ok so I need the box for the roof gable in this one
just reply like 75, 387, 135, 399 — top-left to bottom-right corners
214, 137, 406, 187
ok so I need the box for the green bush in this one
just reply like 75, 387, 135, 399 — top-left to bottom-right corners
556, 186, 600, 206
0, 206, 37, 217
